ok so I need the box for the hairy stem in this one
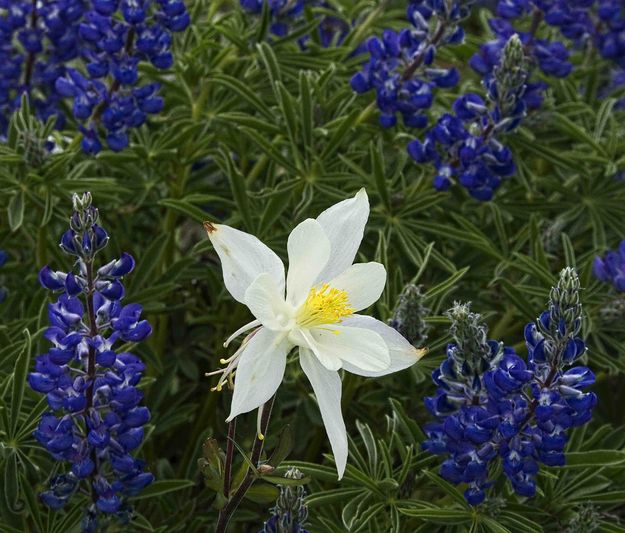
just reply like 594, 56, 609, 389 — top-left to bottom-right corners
84, 258, 99, 503
216, 396, 275, 532
92, 27, 137, 121
402, 20, 447, 81
23, 0, 38, 88
223, 418, 237, 499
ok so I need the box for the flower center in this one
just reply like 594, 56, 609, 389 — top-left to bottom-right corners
296, 284, 353, 328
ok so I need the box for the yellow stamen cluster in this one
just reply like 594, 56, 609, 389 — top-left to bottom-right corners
297, 284, 353, 328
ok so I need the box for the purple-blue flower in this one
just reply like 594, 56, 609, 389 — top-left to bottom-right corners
408, 33, 528, 200
423, 268, 596, 505
0, 0, 86, 134
350, 1, 471, 128
29, 192, 153, 530
593, 239, 625, 291
54, 0, 189, 153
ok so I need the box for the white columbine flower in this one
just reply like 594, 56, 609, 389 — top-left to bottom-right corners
205, 189, 425, 478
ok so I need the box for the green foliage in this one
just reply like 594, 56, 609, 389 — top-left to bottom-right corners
1, 0, 625, 531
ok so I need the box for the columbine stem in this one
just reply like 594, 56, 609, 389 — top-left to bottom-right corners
223, 418, 236, 499
216, 395, 275, 533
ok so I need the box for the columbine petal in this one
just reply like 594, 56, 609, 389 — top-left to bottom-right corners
245, 273, 293, 331
205, 223, 285, 304
299, 347, 348, 479
328, 262, 386, 312
227, 328, 290, 421
315, 189, 369, 282
340, 315, 426, 377
306, 325, 390, 372
286, 218, 331, 306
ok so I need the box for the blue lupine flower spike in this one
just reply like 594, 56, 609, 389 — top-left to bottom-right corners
29, 192, 154, 531
0, 0, 86, 134
423, 268, 596, 505
351, 1, 475, 129
54, 0, 190, 153
408, 33, 530, 201
389, 283, 430, 347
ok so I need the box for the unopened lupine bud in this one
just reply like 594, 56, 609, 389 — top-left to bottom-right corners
389, 284, 430, 347
259, 467, 309, 533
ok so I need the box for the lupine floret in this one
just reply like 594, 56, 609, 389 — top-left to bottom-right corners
593, 239, 625, 291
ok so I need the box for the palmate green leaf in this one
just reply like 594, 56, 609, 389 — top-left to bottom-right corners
158, 198, 210, 223
305, 487, 365, 507
239, 127, 299, 174
128, 234, 169, 293
256, 42, 282, 85
20, 472, 43, 533
370, 141, 390, 211
215, 149, 254, 231
210, 74, 275, 121
130, 479, 195, 500
267, 425, 294, 468
424, 267, 470, 301
397, 505, 472, 525
214, 112, 282, 135
498, 511, 543, 533
10, 329, 31, 438
599, 523, 625, 533
551, 112, 608, 157
480, 516, 512, 533
594, 98, 617, 141
421, 470, 467, 507
7, 192, 24, 232
3, 453, 23, 515
561, 450, 625, 468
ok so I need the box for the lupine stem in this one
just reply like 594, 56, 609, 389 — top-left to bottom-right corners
84, 258, 99, 504
23, 0, 38, 87
92, 27, 137, 121
216, 395, 275, 533
402, 20, 447, 81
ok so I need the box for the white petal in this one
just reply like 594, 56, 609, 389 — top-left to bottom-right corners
286, 219, 331, 306
227, 328, 290, 421
328, 262, 386, 312
206, 223, 285, 304
299, 347, 348, 479
340, 315, 426, 377
315, 189, 369, 283
245, 273, 293, 331
307, 325, 390, 372
294, 328, 342, 371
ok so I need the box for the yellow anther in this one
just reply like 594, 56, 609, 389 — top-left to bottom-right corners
258, 432, 265, 441
296, 284, 353, 328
